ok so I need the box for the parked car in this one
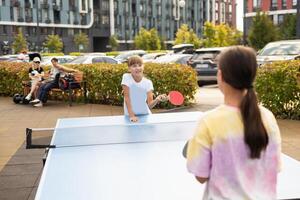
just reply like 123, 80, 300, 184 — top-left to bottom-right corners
69, 55, 120, 64
188, 47, 228, 86
153, 54, 192, 64
0, 54, 30, 62
257, 40, 300, 66
114, 50, 147, 63
172, 43, 194, 54
41, 56, 76, 65
142, 52, 166, 63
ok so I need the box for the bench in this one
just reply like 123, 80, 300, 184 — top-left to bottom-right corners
22, 71, 87, 106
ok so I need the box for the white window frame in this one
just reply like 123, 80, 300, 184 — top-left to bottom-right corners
79, 0, 88, 13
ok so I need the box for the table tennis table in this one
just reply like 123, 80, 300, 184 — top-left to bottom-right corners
33, 112, 300, 200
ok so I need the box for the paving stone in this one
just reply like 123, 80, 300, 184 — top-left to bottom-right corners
0, 175, 38, 189
27, 187, 38, 200
0, 164, 42, 176
0, 188, 31, 200
6, 155, 43, 165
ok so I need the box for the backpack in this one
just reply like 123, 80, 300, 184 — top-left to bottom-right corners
58, 74, 81, 90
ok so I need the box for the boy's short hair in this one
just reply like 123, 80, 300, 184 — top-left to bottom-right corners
127, 56, 143, 67
51, 57, 58, 62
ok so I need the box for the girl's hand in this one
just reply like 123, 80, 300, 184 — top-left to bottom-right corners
156, 94, 169, 102
130, 116, 138, 122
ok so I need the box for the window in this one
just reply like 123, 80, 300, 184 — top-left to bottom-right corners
282, 0, 287, 7
292, 0, 297, 6
271, 0, 277, 8
253, 0, 261, 8
102, 1, 109, 10
3, 25, 7, 34
278, 15, 284, 24
221, 2, 225, 23
92, 57, 104, 63
101, 16, 109, 25
68, 29, 74, 35
80, 0, 88, 13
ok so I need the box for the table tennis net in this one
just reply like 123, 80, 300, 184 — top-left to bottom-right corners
27, 120, 197, 149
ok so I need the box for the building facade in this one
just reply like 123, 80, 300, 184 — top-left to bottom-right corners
245, 0, 298, 35
0, 0, 235, 54
214, 0, 236, 27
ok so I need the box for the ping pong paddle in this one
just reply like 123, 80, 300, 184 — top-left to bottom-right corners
168, 91, 184, 106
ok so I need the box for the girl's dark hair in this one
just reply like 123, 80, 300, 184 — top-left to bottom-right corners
51, 57, 58, 62
218, 46, 268, 159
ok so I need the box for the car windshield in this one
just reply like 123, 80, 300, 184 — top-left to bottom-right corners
70, 56, 88, 64
259, 43, 300, 56
192, 51, 220, 60
142, 54, 156, 60
155, 55, 189, 63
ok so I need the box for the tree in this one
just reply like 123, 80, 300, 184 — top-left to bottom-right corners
202, 22, 242, 47
134, 28, 161, 50
43, 35, 63, 53
109, 35, 119, 51
279, 14, 296, 40
202, 22, 217, 47
248, 12, 280, 50
159, 36, 167, 50
174, 24, 201, 48
12, 28, 27, 54
74, 32, 89, 52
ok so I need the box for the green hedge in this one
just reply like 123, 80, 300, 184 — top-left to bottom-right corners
255, 60, 300, 119
69, 52, 83, 56
41, 52, 65, 57
0, 62, 198, 108
105, 51, 120, 57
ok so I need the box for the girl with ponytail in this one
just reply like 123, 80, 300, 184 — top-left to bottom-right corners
186, 46, 281, 199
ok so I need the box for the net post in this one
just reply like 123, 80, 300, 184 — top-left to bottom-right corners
26, 128, 32, 149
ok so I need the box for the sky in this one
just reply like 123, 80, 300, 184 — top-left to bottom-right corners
236, 0, 244, 31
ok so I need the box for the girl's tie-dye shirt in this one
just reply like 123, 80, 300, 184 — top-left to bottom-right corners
186, 105, 281, 200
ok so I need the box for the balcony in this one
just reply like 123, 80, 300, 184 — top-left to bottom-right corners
41, 3, 49, 9
25, 2, 31, 8
53, 4, 60, 11
70, 5, 77, 12
74, 20, 79, 25
17, 17, 24, 22
25, 16, 33, 22
13, 0, 20, 7
45, 18, 51, 23
101, 10, 109, 15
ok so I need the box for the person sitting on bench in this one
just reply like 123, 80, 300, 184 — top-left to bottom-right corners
30, 57, 77, 107
25, 57, 44, 100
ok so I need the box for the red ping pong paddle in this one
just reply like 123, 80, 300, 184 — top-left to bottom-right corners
168, 91, 184, 106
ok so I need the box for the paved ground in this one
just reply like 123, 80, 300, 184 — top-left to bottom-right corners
0, 86, 299, 200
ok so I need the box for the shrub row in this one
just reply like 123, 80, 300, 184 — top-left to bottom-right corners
0, 62, 198, 108
255, 60, 300, 119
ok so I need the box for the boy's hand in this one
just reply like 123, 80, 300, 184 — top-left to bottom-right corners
156, 94, 169, 102
130, 116, 138, 122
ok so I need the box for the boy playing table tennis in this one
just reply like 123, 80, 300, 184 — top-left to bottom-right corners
121, 56, 168, 122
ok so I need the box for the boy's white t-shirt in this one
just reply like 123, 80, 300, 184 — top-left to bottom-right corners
121, 73, 154, 115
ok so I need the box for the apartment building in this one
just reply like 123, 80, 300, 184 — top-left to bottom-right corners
0, 0, 235, 53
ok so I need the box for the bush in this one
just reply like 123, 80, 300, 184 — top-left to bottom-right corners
69, 52, 83, 56
106, 51, 119, 57
41, 52, 65, 57
0, 62, 198, 108
255, 60, 300, 119
0, 62, 31, 96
